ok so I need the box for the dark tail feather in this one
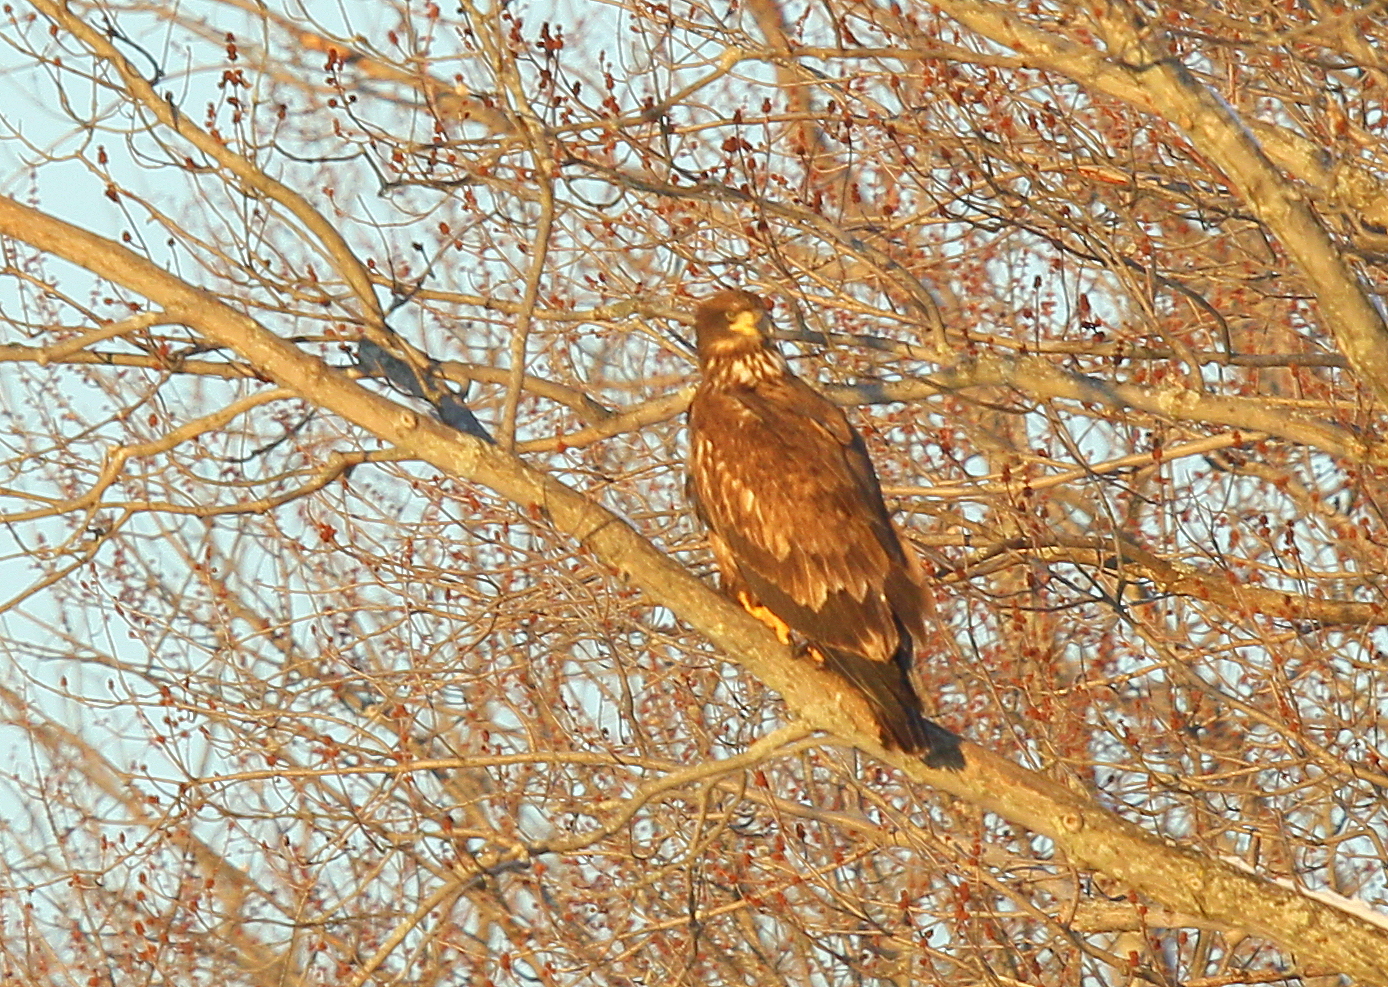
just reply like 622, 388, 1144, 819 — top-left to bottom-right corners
816, 646, 965, 771
905, 713, 966, 771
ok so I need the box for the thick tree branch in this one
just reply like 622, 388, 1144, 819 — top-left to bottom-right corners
925, 0, 1388, 405
965, 536, 1388, 628
867, 354, 1388, 465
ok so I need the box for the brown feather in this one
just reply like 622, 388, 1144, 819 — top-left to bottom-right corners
687, 290, 962, 769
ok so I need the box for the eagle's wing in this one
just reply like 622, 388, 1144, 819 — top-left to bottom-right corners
689, 369, 962, 766
688, 375, 918, 663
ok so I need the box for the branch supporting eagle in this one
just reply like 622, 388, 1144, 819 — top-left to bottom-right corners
687, 290, 964, 770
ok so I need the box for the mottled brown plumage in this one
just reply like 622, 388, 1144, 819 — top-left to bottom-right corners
686, 289, 963, 769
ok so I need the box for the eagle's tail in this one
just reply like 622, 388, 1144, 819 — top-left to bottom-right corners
815, 645, 965, 771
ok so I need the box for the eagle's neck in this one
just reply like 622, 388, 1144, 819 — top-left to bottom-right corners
701, 342, 789, 389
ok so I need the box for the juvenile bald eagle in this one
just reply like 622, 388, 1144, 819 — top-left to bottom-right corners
686, 289, 963, 770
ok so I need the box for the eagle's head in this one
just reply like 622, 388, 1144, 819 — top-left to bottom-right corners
693, 290, 776, 368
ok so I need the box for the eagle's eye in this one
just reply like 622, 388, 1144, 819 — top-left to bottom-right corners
725, 310, 737, 323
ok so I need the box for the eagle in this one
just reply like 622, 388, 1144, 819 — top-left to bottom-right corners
686, 289, 963, 770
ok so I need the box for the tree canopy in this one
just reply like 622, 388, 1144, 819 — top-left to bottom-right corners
2, 1, 1388, 984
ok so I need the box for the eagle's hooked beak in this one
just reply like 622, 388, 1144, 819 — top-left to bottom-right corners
726, 308, 770, 339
